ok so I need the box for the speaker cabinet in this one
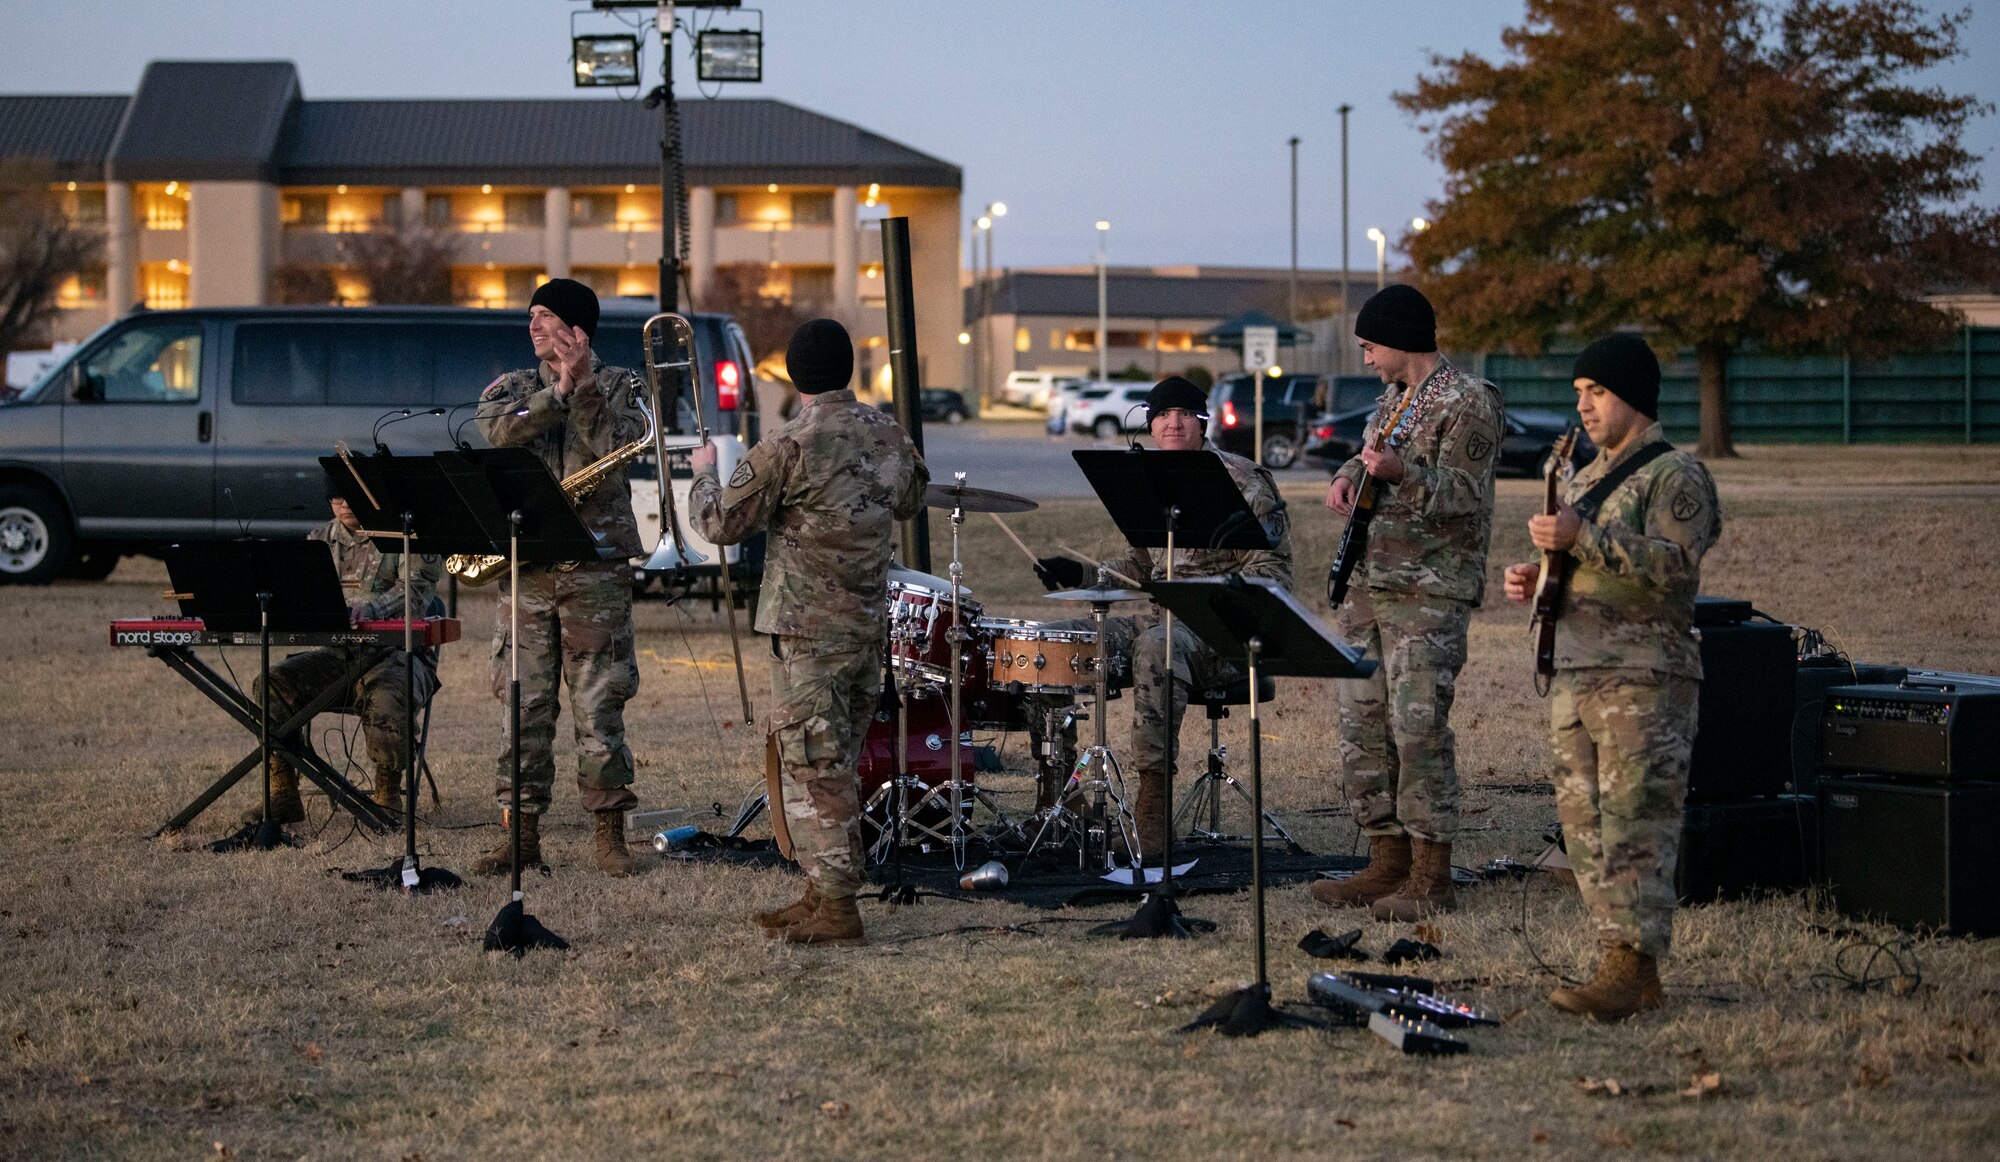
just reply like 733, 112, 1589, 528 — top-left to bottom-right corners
1818, 776, 2000, 935
1677, 796, 1817, 903
1689, 620, 1797, 802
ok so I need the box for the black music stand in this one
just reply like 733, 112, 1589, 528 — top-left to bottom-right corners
169, 540, 354, 853
1152, 576, 1375, 1036
320, 452, 490, 894
437, 447, 608, 956
1073, 448, 1272, 939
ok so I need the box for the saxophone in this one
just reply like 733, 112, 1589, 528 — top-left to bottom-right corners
444, 374, 657, 587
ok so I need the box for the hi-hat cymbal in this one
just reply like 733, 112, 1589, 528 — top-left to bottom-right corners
1044, 585, 1151, 604
923, 482, 1038, 514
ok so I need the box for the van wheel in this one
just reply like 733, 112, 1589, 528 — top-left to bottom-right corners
0, 485, 72, 585
1093, 417, 1122, 440
943, 408, 968, 424
1261, 433, 1300, 470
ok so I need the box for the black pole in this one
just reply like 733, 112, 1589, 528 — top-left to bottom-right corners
881, 216, 931, 573
658, 17, 679, 313
1249, 636, 1266, 990
1288, 136, 1299, 329
1338, 104, 1352, 378
509, 515, 524, 902
257, 591, 274, 837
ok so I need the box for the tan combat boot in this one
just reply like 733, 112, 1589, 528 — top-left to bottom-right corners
1310, 834, 1412, 907
781, 893, 865, 945
1370, 838, 1457, 921
239, 755, 306, 826
755, 882, 820, 934
593, 810, 637, 878
1549, 945, 1664, 1021
471, 810, 541, 876
370, 768, 404, 817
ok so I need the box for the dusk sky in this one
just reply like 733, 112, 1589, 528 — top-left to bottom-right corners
4, 0, 1995, 274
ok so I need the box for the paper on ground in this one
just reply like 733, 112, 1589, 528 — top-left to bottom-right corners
1104, 856, 1192, 884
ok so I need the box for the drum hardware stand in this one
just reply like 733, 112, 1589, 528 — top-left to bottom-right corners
211, 590, 301, 853
1024, 573, 1138, 867
1174, 709, 1305, 854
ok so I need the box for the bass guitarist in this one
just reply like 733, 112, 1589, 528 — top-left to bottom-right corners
1503, 333, 1721, 1020
1313, 284, 1504, 921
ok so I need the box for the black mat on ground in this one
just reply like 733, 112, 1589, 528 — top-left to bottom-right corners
664, 830, 1366, 910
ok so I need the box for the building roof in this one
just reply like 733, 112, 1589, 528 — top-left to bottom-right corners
978, 270, 1366, 323
0, 95, 129, 181
107, 61, 303, 182
0, 61, 960, 190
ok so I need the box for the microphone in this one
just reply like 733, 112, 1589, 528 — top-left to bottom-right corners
443, 398, 486, 451
1123, 403, 1149, 451
374, 407, 447, 452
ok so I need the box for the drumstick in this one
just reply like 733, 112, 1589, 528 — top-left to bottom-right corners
1057, 544, 1142, 589
985, 511, 1043, 567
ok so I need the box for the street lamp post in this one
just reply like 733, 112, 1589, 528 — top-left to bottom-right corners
1095, 220, 1110, 384
1366, 227, 1386, 291
1338, 103, 1352, 376
975, 201, 1005, 405
1288, 136, 1300, 331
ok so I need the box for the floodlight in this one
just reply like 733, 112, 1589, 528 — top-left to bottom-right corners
573, 35, 640, 87
698, 30, 762, 82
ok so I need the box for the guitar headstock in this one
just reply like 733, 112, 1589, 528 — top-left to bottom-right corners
1546, 426, 1580, 482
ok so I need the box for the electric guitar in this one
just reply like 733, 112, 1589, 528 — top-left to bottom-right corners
1530, 427, 1581, 693
1325, 388, 1424, 609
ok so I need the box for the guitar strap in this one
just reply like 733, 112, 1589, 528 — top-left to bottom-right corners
1570, 442, 1671, 523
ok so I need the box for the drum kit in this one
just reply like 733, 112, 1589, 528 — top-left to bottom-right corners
858, 473, 1152, 872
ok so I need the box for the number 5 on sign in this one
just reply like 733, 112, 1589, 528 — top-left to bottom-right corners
1242, 325, 1279, 374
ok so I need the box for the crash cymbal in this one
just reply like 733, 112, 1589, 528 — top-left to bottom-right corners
1043, 585, 1151, 604
923, 482, 1038, 514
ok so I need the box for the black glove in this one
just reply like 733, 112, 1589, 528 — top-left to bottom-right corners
1033, 555, 1086, 591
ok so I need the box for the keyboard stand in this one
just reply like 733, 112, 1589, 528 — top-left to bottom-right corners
145, 643, 399, 837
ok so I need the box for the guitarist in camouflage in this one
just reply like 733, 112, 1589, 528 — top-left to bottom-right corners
1504, 334, 1721, 1021
1313, 285, 1504, 921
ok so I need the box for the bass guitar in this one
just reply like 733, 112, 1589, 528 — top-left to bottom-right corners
1529, 427, 1581, 693
1325, 388, 1424, 609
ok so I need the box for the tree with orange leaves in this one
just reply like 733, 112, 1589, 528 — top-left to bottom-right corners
1399, 0, 2000, 456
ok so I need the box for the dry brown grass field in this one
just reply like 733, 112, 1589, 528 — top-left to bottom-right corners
3, 445, 1998, 1160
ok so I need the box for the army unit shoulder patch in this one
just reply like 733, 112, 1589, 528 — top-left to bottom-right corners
1671, 488, 1703, 522
1466, 430, 1493, 461
729, 461, 758, 489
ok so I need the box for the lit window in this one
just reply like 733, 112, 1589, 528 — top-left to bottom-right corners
1014, 327, 1030, 353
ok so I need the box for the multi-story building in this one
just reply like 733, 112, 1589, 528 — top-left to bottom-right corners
965, 265, 1375, 398
0, 60, 963, 390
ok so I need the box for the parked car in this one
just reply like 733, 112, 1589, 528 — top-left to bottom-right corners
877, 388, 970, 424
1001, 369, 1086, 409
0, 302, 760, 585
1303, 404, 1591, 477
1063, 382, 1156, 438
1205, 372, 1328, 469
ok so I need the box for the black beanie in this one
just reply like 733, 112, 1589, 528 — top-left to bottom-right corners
529, 277, 600, 338
1572, 333, 1661, 419
1354, 284, 1437, 353
1145, 375, 1209, 420
786, 318, 854, 394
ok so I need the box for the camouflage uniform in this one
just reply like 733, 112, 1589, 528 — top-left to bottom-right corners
475, 356, 645, 815
690, 388, 927, 900
1549, 422, 1721, 958
255, 519, 443, 778
1331, 358, 1504, 842
1030, 445, 1291, 786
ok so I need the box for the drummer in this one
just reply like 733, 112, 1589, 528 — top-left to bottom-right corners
1030, 376, 1293, 857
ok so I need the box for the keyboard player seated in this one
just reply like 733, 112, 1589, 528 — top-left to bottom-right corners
241, 478, 444, 825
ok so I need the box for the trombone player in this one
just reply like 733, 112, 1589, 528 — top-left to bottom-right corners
471, 278, 645, 878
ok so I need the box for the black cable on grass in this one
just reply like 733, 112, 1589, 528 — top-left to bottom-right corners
1518, 845, 1582, 986
1811, 938, 1923, 996
875, 916, 1103, 946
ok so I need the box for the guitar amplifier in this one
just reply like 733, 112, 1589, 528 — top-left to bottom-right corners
1677, 795, 1817, 903
1818, 775, 2000, 935
1687, 602, 1797, 802
1792, 660, 1908, 795
1820, 679, 2000, 783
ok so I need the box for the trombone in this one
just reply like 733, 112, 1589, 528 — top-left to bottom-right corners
641, 312, 754, 725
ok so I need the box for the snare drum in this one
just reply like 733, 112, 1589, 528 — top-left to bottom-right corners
980, 618, 1100, 694
887, 575, 982, 683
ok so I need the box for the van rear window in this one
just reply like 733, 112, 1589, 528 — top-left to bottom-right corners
235, 322, 500, 407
